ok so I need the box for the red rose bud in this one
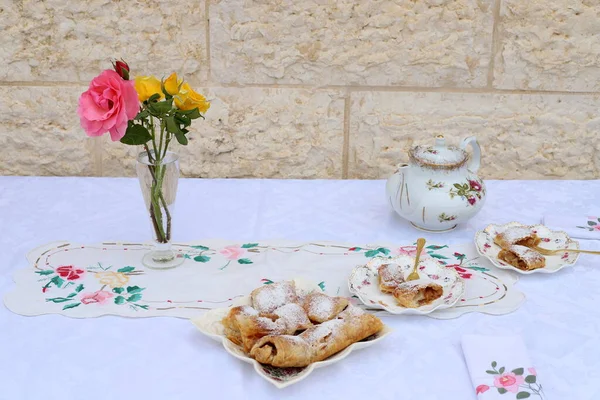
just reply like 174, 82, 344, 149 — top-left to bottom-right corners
113, 60, 130, 80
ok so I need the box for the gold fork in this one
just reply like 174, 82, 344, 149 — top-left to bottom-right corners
531, 245, 600, 256
407, 238, 426, 281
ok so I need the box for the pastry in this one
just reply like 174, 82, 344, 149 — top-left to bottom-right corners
250, 281, 298, 313
221, 305, 258, 347
377, 263, 406, 293
392, 280, 443, 308
303, 291, 349, 323
494, 226, 541, 249
498, 245, 546, 271
250, 313, 383, 367
262, 303, 313, 332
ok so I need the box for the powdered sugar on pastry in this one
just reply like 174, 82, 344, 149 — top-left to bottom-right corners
251, 281, 298, 313
499, 226, 534, 243
303, 292, 349, 323
271, 303, 312, 331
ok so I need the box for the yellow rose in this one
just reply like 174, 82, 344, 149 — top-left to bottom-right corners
163, 72, 183, 96
134, 76, 164, 102
175, 83, 210, 113
95, 271, 130, 289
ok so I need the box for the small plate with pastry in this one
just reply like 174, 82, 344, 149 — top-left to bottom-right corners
347, 256, 465, 315
191, 278, 391, 389
474, 222, 580, 274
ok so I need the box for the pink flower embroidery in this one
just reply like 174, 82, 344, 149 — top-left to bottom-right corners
528, 367, 537, 376
476, 384, 489, 394
220, 246, 245, 260
394, 245, 426, 258
77, 69, 139, 141
593, 225, 600, 231
494, 372, 524, 393
81, 290, 114, 305
56, 265, 85, 281
469, 180, 482, 191
587, 216, 597, 220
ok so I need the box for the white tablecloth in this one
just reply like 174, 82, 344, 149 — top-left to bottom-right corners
1, 177, 599, 400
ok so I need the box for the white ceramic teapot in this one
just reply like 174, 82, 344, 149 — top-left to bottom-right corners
385, 135, 485, 232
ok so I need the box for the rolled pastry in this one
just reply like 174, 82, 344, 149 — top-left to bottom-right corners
250, 313, 383, 367
377, 263, 406, 293
494, 226, 541, 249
261, 303, 313, 332
393, 280, 443, 308
303, 292, 349, 323
251, 281, 298, 313
498, 245, 546, 271
221, 306, 258, 347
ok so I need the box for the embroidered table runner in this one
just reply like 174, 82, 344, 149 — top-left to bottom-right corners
4, 240, 524, 319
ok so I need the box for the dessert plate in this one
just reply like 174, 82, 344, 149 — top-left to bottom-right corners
348, 256, 465, 315
475, 222, 580, 274
190, 278, 392, 389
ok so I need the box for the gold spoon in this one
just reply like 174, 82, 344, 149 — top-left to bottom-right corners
407, 238, 426, 281
530, 245, 600, 256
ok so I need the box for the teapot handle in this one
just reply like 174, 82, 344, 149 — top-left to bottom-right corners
460, 136, 481, 173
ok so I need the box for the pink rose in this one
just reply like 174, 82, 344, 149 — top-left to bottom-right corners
593, 225, 600, 231
468, 197, 477, 206
476, 384, 489, 394
220, 246, 245, 260
469, 180, 482, 191
587, 216, 597, 220
81, 290, 114, 305
77, 69, 139, 141
494, 372, 524, 393
394, 245, 426, 258
528, 367, 537, 376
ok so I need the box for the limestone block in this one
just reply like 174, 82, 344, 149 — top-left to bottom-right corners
0, 86, 96, 176
211, 0, 493, 87
350, 92, 600, 179
495, 0, 600, 91
1, 0, 207, 83
102, 87, 345, 178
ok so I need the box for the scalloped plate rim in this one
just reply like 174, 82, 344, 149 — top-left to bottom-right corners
474, 221, 580, 275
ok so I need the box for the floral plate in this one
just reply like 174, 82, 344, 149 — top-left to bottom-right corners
474, 222, 580, 274
347, 256, 465, 315
190, 278, 392, 389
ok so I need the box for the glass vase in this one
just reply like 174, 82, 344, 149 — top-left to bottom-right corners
136, 150, 183, 269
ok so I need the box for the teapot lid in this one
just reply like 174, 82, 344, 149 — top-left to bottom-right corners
409, 135, 468, 170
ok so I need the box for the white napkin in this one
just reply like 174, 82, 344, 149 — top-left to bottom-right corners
543, 214, 600, 240
462, 335, 545, 399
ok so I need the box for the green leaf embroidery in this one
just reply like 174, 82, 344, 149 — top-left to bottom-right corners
597, 218, 600, 222
350, 247, 362, 252
491, 361, 497, 368
191, 245, 209, 250
467, 266, 489, 272
62, 302, 81, 310
75, 284, 84, 293
114, 296, 126, 305
135, 304, 149, 310
117, 266, 135, 273
127, 294, 142, 302
426, 245, 448, 250
364, 249, 380, 258
377, 247, 390, 255
113, 287, 125, 294
241, 243, 259, 248
238, 258, 253, 264
67, 292, 77, 298
516, 392, 530, 399
486, 370, 498, 375
588, 221, 597, 226
50, 275, 65, 288
46, 297, 73, 303
35, 270, 55, 276
318, 281, 326, 291
525, 375, 536, 384
194, 255, 211, 263
499, 367, 505, 374
428, 253, 449, 260
127, 286, 144, 294
497, 388, 507, 394
453, 183, 462, 189
183, 254, 192, 259
512, 368, 524, 375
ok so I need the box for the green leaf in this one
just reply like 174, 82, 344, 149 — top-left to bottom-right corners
67, 292, 77, 298
516, 392, 530, 399
192, 245, 209, 250
147, 93, 161, 103
112, 287, 125, 294
512, 368, 524, 375
597, 218, 600, 223
364, 249, 380, 258
35, 270, 55, 276
428, 253, 449, 260
117, 266, 135, 273
588, 221, 597, 226
491, 361, 497, 368
165, 115, 183, 135
126, 294, 142, 302
194, 255, 211, 263
499, 366, 505, 374
50, 275, 64, 288
377, 247, 390, 255
75, 284, 84, 293
183, 254, 192, 259
525, 375, 536, 384
179, 108, 202, 119
114, 296, 126, 305
467, 266, 489, 272
120, 124, 152, 145
174, 130, 188, 145
62, 302, 81, 310
135, 304, 149, 310
486, 370, 498, 375
127, 286, 144, 294
241, 243, 259, 249
46, 297, 73, 303
497, 388, 507, 394
427, 245, 448, 250
134, 109, 149, 120
237, 258, 253, 264
453, 183, 462, 189
318, 281, 326, 291
148, 99, 173, 114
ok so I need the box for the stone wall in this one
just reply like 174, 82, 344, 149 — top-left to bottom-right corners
1, 0, 599, 179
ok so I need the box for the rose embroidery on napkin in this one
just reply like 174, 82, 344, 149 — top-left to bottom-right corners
577, 217, 600, 232
480, 361, 544, 399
